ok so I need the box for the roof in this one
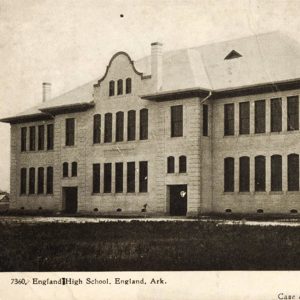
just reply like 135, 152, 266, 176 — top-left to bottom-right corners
2, 31, 300, 122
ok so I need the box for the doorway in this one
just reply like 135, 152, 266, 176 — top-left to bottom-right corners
63, 187, 78, 213
169, 185, 187, 216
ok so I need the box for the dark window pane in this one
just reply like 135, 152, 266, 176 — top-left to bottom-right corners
126, 78, 132, 94
271, 98, 282, 132
127, 110, 136, 141
46, 167, 53, 194
239, 156, 250, 192
104, 163, 112, 193
65, 118, 75, 146
47, 124, 54, 150
93, 164, 100, 193
93, 114, 101, 144
38, 125, 45, 150
255, 156, 265, 191
29, 126, 36, 151
127, 162, 135, 193
287, 96, 299, 131
167, 156, 175, 173
288, 154, 299, 191
63, 162, 68, 177
171, 105, 183, 137
140, 109, 148, 140
115, 162, 123, 193
116, 111, 124, 142
239, 102, 250, 134
271, 155, 282, 191
224, 104, 234, 135
203, 104, 208, 136
71, 162, 77, 177
224, 157, 234, 192
104, 113, 112, 143
139, 161, 148, 193
20, 168, 27, 194
38, 167, 44, 194
29, 167, 35, 194
255, 100, 266, 133
109, 81, 115, 96
179, 156, 187, 173
117, 79, 123, 95
21, 127, 27, 152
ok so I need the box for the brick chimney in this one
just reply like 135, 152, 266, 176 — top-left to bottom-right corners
42, 82, 51, 102
151, 42, 163, 91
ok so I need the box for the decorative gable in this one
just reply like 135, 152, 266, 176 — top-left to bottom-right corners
224, 50, 242, 60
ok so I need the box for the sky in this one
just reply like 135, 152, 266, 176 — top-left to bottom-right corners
1, 0, 300, 191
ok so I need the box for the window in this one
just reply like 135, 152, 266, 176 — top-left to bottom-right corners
171, 105, 183, 137
167, 156, 175, 173
47, 124, 54, 150
104, 113, 112, 143
255, 156, 265, 191
126, 78, 132, 94
239, 102, 250, 134
109, 80, 115, 96
116, 111, 124, 142
104, 163, 112, 193
92, 164, 100, 193
255, 100, 265, 133
46, 167, 53, 194
239, 156, 250, 192
21, 127, 27, 152
288, 154, 299, 191
287, 96, 299, 131
224, 103, 234, 135
127, 162, 135, 193
93, 114, 101, 144
20, 168, 27, 195
117, 79, 123, 95
38, 167, 44, 194
115, 162, 123, 193
127, 110, 136, 141
271, 155, 282, 191
179, 156, 187, 173
140, 109, 148, 140
29, 126, 36, 151
271, 98, 282, 132
63, 162, 68, 177
224, 157, 234, 192
29, 167, 35, 194
139, 161, 148, 193
203, 104, 208, 136
65, 118, 75, 146
38, 125, 44, 151
71, 162, 77, 177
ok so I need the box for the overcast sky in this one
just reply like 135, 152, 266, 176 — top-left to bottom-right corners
1, 0, 300, 191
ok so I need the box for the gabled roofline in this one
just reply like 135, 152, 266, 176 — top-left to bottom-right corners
94, 51, 150, 88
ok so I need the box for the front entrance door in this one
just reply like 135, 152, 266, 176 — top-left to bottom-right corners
64, 187, 78, 213
169, 185, 187, 216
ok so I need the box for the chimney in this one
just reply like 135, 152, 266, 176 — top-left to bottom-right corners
42, 82, 51, 102
151, 42, 163, 91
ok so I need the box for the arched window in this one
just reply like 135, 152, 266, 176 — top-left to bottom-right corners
140, 108, 148, 140
167, 156, 175, 173
93, 114, 101, 144
104, 113, 112, 143
72, 162, 77, 177
239, 156, 250, 192
179, 156, 187, 173
63, 162, 68, 177
116, 111, 124, 142
126, 78, 132, 94
109, 80, 115, 96
271, 155, 282, 191
255, 156, 265, 191
224, 157, 234, 192
117, 79, 123, 95
127, 110, 136, 141
288, 154, 299, 191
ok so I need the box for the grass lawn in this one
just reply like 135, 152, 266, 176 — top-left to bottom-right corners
1, 221, 300, 271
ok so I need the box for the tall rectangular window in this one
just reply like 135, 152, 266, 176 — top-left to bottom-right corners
46, 166, 53, 194
104, 113, 112, 143
47, 124, 54, 150
287, 96, 299, 131
92, 164, 100, 193
38, 167, 44, 194
65, 118, 75, 146
127, 162, 135, 193
139, 161, 148, 193
116, 112, 124, 142
288, 154, 299, 191
21, 127, 27, 152
224, 103, 234, 136
38, 125, 45, 150
127, 110, 136, 141
29, 167, 35, 194
239, 102, 250, 134
140, 109, 148, 140
239, 156, 250, 192
255, 100, 266, 133
93, 114, 101, 144
104, 163, 112, 193
255, 156, 266, 191
271, 155, 282, 191
20, 168, 27, 195
29, 126, 36, 151
271, 98, 282, 132
171, 105, 183, 137
224, 157, 234, 192
203, 104, 208, 136
115, 162, 123, 193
